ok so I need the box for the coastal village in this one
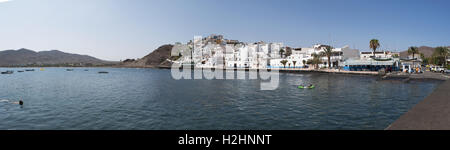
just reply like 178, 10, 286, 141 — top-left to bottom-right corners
0, 34, 448, 80
169, 34, 450, 78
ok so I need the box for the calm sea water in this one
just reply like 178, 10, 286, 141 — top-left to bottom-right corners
0, 68, 442, 130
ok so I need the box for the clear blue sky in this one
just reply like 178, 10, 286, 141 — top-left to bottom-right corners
1, 0, 449, 61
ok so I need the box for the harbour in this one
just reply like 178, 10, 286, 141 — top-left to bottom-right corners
387, 80, 450, 130
0, 68, 442, 130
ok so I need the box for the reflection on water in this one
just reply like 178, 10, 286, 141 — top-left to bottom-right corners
0, 68, 442, 130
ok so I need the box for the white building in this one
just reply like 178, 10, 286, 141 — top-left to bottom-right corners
224, 44, 237, 68
236, 45, 250, 68
285, 49, 309, 68
360, 51, 393, 59
269, 43, 283, 59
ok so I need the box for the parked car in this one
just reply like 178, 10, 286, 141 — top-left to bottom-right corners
444, 69, 450, 74
431, 66, 445, 73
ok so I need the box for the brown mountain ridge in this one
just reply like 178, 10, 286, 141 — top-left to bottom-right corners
0, 48, 115, 67
399, 46, 450, 58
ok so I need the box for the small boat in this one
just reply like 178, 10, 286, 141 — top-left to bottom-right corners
1, 70, 14, 74
40, 68, 45, 71
84, 69, 89, 71
18, 70, 25, 72
25, 69, 35, 71
298, 85, 315, 89
373, 58, 392, 61
66, 69, 74, 71
98, 71, 109, 74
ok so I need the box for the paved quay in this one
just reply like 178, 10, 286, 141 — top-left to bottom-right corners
387, 80, 450, 130
274, 68, 379, 75
166, 67, 381, 75
383, 71, 449, 81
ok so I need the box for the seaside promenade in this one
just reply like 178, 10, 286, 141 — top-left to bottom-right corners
387, 80, 450, 130
270, 68, 379, 75
161, 65, 450, 80
163, 66, 381, 75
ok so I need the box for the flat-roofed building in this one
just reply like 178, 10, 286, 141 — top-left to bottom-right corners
360, 51, 393, 59
341, 58, 400, 71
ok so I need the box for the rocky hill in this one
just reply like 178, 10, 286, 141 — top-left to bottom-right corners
399, 46, 449, 58
120, 44, 175, 68
0, 48, 115, 67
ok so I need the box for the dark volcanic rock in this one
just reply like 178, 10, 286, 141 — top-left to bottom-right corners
143, 45, 174, 66
121, 44, 174, 68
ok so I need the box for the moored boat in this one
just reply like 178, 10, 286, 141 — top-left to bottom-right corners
298, 85, 315, 89
1, 70, 14, 74
373, 57, 392, 61
98, 71, 109, 74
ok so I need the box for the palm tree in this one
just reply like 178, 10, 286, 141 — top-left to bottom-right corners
420, 53, 429, 64
279, 48, 285, 58
280, 60, 288, 68
307, 53, 322, 69
434, 47, 450, 66
322, 45, 333, 68
408, 46, 419, 60
369, 39, 380, 58
293, 61, 297, 68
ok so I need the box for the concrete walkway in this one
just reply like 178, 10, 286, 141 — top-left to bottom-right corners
383, 71, 449, 81
387, 80, 450, 130
190, 67, 380, 75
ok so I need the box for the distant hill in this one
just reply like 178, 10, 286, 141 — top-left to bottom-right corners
0, 48, 115, 67
399, 46, 450, 58
120, 44, 175, 68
